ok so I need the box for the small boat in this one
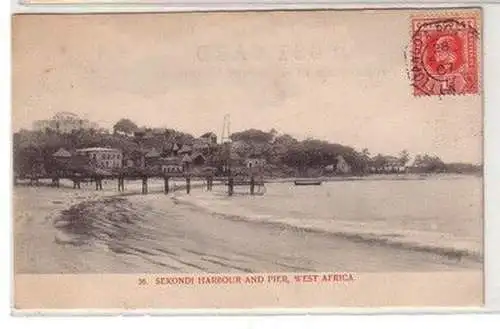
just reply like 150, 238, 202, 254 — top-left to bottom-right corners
294, 179, 322, 186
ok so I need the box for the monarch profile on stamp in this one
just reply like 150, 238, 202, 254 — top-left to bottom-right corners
410, 15, 480, 96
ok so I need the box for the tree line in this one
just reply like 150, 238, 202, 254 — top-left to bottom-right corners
13, 118, 482, 177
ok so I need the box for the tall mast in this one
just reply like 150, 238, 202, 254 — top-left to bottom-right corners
221, 114, 232, 174
221, 114, 231, 144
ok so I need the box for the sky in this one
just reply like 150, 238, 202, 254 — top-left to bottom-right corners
12, 10, 482, 163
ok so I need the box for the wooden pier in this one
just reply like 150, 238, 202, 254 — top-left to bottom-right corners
15, 170, 264, 196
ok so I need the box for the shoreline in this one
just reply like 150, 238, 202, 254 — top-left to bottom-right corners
172, 191, 482, 263
13, 176, 482, 274
265, 172, 481, 182
14, 171, 479, 188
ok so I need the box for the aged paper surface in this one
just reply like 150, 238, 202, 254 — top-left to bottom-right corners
12, 9, 483, 311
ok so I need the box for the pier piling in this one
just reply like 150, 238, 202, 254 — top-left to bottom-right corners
208, 176, 213, 191
186, 176, 191, 194
228, 177, 234, 196
117, 176, 125, 192
250, 176, 255, 195
74, 177, 81, 189
164, 176, 170, 194
142, 176, 148, 195
95, 177, 102, 191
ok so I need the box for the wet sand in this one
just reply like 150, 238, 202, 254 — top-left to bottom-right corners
14, 183, 482, 274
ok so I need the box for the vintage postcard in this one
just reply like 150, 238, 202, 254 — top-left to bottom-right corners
12, 8, 483, 311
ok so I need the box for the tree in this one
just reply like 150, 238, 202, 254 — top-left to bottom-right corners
412, 154, 446, 172
230, 129, 275, 144
113, 118, 138, 135
398, 150, 410, 165
372, 154, 387, 167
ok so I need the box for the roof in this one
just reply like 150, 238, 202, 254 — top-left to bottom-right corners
245, 157, 266, 161
179, 144, 192, 153
76, 147, 121, 153
191, 153, 206, 162
193, 139, 210, 146
145, 148, 161, 158
53, 148, 72, 158
200, 132, 217, 138
159, 157, 182, 166
192, 152, 206, 159
53, 112, 78, 119
181, 154, 192, 163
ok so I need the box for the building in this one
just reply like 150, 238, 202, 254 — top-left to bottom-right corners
335, 155, 351, 174
172, 143, 180, 155
368, 156, 407, 174
181, 154, 193, 172
199, 132, 218, 145
76, 147, 123, 169
244, 158, 267, 169
191, 153, 206, 166
52, 148, 72, 159
324, 155, 352, 175
178, 144, 193, 155
51, 148, 73, 169
231, 140, 251, 154
33, 112, 99, 134
160, 157, 184, 175
192, 138, 211, 154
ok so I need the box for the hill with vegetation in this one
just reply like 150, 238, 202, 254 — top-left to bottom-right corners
12, 118, 482, 178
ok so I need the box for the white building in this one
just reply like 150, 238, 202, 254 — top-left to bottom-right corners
76, 147, 123, 169
335, 155, 351, 174
199, 132, 217, 145
33, 112, 99, 133
160, 158, 184, 174
244, 158, 267, 168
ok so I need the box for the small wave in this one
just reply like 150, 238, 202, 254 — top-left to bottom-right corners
53, 197, 145, 246
172, 195, 482, 263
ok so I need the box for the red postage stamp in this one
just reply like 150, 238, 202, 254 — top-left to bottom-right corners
410, 15, 480, 96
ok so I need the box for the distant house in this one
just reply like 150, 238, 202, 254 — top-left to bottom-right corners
231, 140, 250, 154
76, 147, 123, 169
192, 138, 211, 154
244, 158, 267, 169
125, 149, 147, 168
52, 148, 72, 159
124, 158, 135, 168
159, 157, 184, 174
383, 157, 406, 173
335, 155, 351, 174
181, 154, 193, 171
151, 128, 166, 136
145, 148, 161, 158
51, 148, 73, 171
144, 148, 161, 167
191, 152, 206, 166
172, 143, 180, 155
115, 130, 134, 137
200, 132, 218, 145
178, 144, 193, 155
32, 112, 99, 134
324, 155, 351, 175
369, 156, 406, 174
133, 129, 147, 139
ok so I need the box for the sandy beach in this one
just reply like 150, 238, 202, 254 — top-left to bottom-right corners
13, 176, 482, 274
